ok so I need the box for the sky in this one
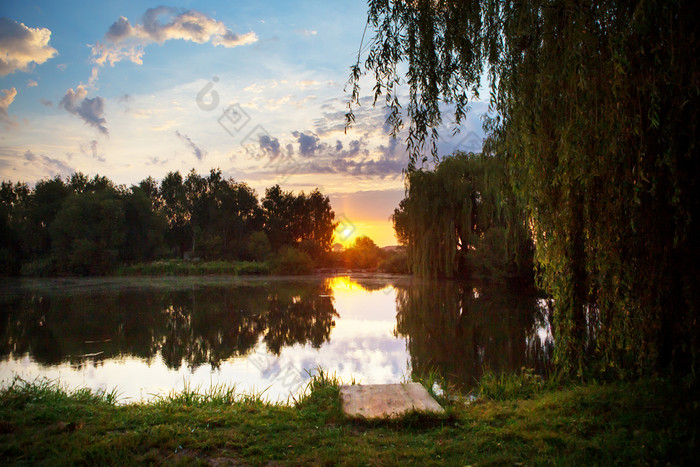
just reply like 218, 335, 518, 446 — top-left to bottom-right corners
0, 0, 488, 246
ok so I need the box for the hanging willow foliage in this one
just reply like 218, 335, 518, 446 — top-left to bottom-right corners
351, 1, 699, 377
393, 152, 533, 280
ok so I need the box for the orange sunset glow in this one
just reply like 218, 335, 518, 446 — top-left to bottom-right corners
0, 3, 483, 250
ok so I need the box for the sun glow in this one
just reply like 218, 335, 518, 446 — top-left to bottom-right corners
333, 219, 397, 248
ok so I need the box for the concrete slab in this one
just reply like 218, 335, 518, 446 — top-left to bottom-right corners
339, 383, 445, 419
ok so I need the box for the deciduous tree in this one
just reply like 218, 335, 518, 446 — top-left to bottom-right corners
349, 0, 699, 376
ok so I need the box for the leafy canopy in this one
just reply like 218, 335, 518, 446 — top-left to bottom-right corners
349, 0, 699, 377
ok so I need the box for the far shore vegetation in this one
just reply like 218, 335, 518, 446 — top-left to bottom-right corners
113, 244, 408, 277
1, 169, 410, 278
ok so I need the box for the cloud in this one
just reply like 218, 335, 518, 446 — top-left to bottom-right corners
59, 85, 108, 134
91, 7, 258, 66
0, 17, 58, 76
22, 150, 75, 178
247, 127, 402, 179
147, 156, 169, 166
175, 130, 206, 161
259, 134, 282, 159
377, 136, 401, 160
293, 131, 324, 157
296, 80, 319, 88
312, 97, 388, 137
40, 98, 52, 107
343, 139, 366, 158
0, 87, 18, 128
297, 29, 317, 37
27, 79, 38, 88
303, 132, 402, 178
80, 139, 105, 162
327, 157, 404, 179
87, 66, 99, 89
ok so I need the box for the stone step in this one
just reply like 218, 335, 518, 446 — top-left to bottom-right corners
339, 383, 445, 419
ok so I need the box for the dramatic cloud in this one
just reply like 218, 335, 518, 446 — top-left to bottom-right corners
259, 134, 282, 159
248, 127, 402, 179
91, 7, 258, 66
23, 150, 75, 178
0, 18, 57, 76
0, 87, 18, 128
293, 131, 324, 157
59, 85, 108, 134
175, 130, 206, 161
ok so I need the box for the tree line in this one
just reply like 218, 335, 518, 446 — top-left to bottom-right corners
0, 169, 337, 276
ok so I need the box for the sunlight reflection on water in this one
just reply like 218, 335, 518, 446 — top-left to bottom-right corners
0, 275, 552, 403
0, 276, 410, 403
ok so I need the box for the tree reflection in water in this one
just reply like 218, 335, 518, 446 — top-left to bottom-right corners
264, 282, 336, 355
0, 280, 338, 371
395, 280, 554, 391
0, 277, 551, 391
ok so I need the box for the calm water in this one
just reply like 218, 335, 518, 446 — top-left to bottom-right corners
0, 275, 553, 403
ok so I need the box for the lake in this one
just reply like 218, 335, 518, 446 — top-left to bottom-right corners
0, 275, 553, 403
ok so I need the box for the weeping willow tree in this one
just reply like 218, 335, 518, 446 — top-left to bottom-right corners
393, 151, 532, 279
350, 1, 699, 377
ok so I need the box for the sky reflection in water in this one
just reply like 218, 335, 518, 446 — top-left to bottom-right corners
0, 276, 552, 403
0, 276, 410, 403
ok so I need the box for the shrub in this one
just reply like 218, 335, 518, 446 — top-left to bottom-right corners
378, 251, 409, 274
247, 231, 272, 262
235, 261, 270, 275
272, 247, 314, 275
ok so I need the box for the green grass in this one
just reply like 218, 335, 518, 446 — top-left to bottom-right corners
1, 373, 697, 465
475, 367, 564, 401
116, 259, 271, 276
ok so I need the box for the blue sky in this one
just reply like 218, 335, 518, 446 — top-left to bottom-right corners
0, 1, 487, 246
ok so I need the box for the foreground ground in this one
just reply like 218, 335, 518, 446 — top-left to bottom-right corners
0, 373, 697, 465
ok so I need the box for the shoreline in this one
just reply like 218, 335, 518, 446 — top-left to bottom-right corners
1, 374, 697, 464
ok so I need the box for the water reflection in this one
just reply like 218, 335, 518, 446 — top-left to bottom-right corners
395, 280, 553, 391
0, 276, 553, 401
0, 279, 338, 372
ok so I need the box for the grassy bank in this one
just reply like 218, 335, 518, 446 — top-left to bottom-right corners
1, 372, 697, 465
116, 259, 271, 276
